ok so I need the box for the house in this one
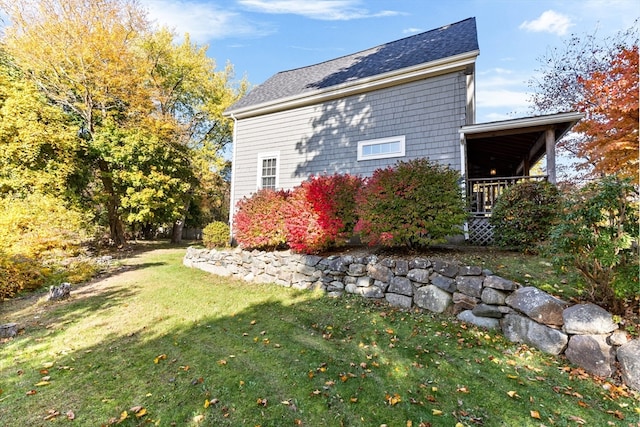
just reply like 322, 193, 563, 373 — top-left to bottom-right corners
223, 17, 582, 244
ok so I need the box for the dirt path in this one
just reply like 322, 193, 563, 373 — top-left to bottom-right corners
0, 244, 186, 334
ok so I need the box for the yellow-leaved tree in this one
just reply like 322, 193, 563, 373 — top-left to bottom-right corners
0, 0, 152, 246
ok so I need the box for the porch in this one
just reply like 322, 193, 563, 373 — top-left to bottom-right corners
466, 175, 547, 245
459, 112, 584, 245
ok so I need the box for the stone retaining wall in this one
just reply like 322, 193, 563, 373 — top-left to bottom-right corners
183, 247, 639, 391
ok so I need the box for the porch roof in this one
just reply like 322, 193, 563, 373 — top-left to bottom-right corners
459, 112, 584, 179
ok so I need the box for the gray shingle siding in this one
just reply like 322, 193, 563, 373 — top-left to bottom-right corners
231, 71, 467, 210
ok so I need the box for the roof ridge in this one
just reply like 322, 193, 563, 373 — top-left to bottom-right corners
272, 17, 477, 76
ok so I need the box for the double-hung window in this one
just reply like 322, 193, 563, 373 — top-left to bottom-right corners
357, 136, 406, 161
257, 152, 279, 190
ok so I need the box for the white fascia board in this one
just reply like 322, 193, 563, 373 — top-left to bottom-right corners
459, 111, 585, 135
225, 50, 479, 119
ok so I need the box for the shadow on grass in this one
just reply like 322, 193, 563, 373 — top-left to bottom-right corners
2, 288, 634, 427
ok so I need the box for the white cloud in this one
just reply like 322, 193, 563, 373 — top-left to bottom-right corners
238, 0, 401, 20
477, 73, 530, 110
519, 10, 574, 36
142, 0, 275, 43
403, 27, 423, 35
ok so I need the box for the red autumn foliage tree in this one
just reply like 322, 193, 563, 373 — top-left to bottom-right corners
573, 46, 639, 183
529, 24, 639, 183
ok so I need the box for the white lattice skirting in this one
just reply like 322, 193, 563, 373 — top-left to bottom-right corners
468, 216, 494, 245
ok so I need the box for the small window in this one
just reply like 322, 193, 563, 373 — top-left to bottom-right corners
357, 136, 405, 161
257, 152, 279, 190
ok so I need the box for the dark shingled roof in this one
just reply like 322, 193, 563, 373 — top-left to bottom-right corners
227, 17, 478, 112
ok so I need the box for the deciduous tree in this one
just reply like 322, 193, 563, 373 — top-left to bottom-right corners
140, 28, 246, 242
0, 0, 152, 246
529, 24, 639, 183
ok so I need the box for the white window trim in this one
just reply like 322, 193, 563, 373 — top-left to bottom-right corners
256, 151, 280, 190
357, 135, 406, 161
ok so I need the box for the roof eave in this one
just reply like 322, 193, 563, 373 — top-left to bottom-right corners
224, 50, 480, 119
459, 111, 585, 137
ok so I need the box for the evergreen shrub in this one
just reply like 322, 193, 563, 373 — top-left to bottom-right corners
489, 180, 561, 251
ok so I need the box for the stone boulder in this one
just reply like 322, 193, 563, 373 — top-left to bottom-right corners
452, 292, 479, 311
565, 335, 615, 378
388, 276, 413, 296
407, 268, 430, 284
483, 275, 517, 291
414, 285, 452, 313
48, 282, 71, 301
472, 303, 505, 319
457, 310, 500, 329
501, 314, 568, 355
455, 276, 483, 298
505, 286, 567, 326
385, 293, 412, 309
481, 287, 507, 305
562, 303, 617, 335
368, 264, 393, 283
429, 273, 455, 292
617, 339, 640, 391
345, 283, 384, 298
432, 260, 459, 278
0, 323, 18, 338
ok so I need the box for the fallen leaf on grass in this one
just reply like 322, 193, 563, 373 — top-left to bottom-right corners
568, 415, 586, 424
256, 398, 268, 407
193, 414, 204, 423
130, 406, 147, 418
385, 393, 401, 406
26, 390, 37, 396
66, 410, 75, 420
43, 410, 60, 420
34, 381, 50, 387
606, 410, 624, 420
431, 409, 443, 416
42, 362, 55, 369
506, 391, 519, 398
456, 386, 469, 393
153, 354, 166, 364
530, 410, 540, 419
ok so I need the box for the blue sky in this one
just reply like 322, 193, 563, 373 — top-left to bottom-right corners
143, 0, 637, 123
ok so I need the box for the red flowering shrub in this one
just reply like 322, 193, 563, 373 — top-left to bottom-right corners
355, 158, 467, 248
285, 174, 363, 254
233, 189, 289, 250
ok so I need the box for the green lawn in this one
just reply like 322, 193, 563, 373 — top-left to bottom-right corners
1, 245, 638, 426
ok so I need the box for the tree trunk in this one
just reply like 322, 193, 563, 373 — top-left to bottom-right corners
98, 159, 127, 247
171, 219, 184, 244
171, 198, 191, 244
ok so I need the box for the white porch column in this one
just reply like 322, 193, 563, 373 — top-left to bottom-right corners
545, 128, 556, 184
